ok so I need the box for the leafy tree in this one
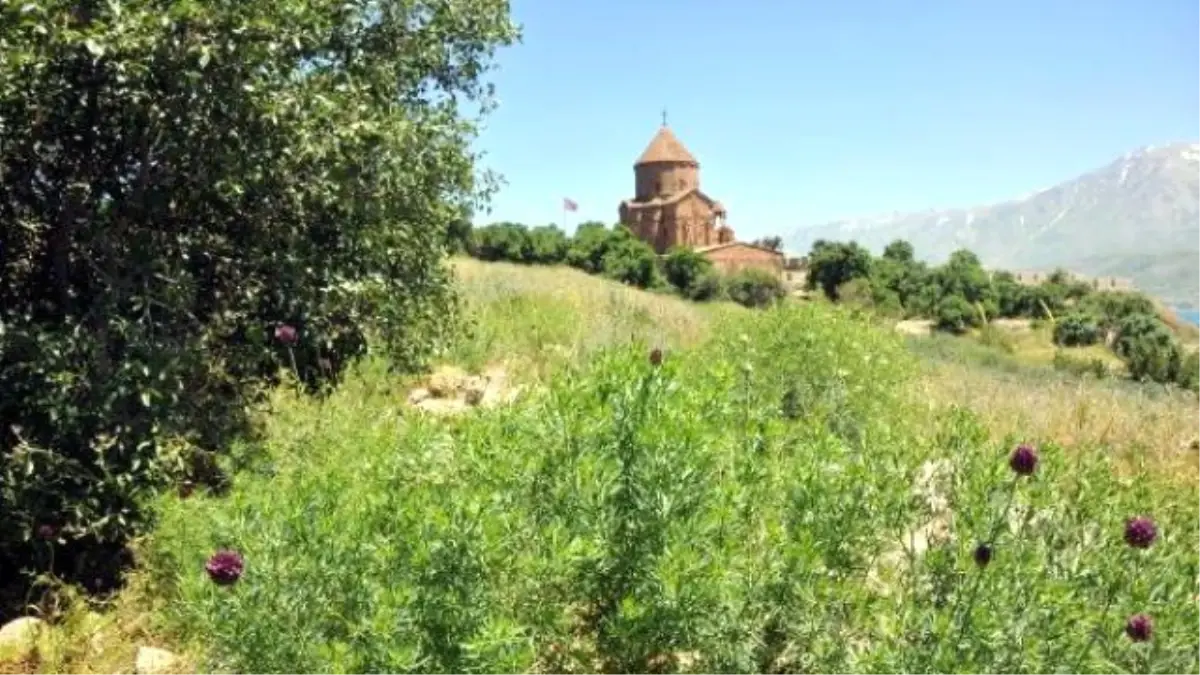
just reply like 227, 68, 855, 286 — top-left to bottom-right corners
1053, 312, 1102, 347
527, 225, 570, 264
933, 249, 997, 312
0, 0, 517, 604
567, 221, 624, 274
881, 239, 915, 263
472, 222, 531, 262
1080, 291, 1158, 333
662, 246, 713, 295
934, 295, 976, 334
806, 240, 873, 300
726, 268, 786, 308
446, 219, 474, 254
601, 237, 662, 289
1112, 312, 1188, 385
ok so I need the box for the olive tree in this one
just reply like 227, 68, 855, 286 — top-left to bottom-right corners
0, 0, 517, 600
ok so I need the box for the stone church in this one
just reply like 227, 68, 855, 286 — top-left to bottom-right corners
618, 123, 783, 276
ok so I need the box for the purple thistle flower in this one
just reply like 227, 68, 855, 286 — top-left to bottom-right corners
36, 524, 58, 541
1124, 516, 1157, 549
205, 549, 245, 586
274, 324, 298, 345
973, 543, 993, 568
649, 347, 664, 367
1009, 444, 1038, 476
1125, 614, 1153, 642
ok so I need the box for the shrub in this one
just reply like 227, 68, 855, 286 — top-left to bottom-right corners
934, 294, 975, 334
0, 0, 516, 608
686, 270, 725, 302
566, 222, 625, 274
725, 268, 786, 308
471, 222, 532, 262
526, 225, 570, 265
1053, 312, 1102, 347
1177, 351, 1200, 391
601, 238, 663, 289
661, 247, 713, 296
1109, 312, 1196, 386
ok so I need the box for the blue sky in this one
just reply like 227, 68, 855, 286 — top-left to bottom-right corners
472, 0, 1199, 242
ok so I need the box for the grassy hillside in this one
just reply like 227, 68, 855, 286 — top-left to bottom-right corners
7, 260, 1198, 674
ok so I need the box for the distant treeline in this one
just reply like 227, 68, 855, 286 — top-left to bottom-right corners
451, 220, 787, 308
803, 239, 1198, 390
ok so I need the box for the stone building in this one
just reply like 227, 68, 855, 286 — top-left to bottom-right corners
617, 123, 783, 276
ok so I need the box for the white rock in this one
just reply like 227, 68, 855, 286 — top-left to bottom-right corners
0, 616, 45, 658
135, 645, 180, 674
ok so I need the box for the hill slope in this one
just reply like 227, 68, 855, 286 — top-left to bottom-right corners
789, 142, 1200, 306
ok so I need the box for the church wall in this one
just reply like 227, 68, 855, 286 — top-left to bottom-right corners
672, 193, 717, 248
703, 244, 784, 277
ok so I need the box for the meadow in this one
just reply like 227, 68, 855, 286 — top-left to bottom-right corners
10, 259, 1195, 674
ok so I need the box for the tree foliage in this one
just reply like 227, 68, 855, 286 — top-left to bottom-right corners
805, 240, 873, 300
0, 0, 517, 604
662, 246, 713, 296
1053, 312, 1102, 347
726, 268, 786, 308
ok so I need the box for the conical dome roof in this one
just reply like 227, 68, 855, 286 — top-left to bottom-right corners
635, 125, 699, 166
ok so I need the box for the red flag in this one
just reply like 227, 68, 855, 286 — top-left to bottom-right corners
563, 198, 578, 212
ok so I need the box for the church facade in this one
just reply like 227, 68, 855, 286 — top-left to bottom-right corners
618, 123, 783, 277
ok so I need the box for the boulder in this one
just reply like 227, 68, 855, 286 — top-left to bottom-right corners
0, 616, 45, 660
135, 646, 180, 674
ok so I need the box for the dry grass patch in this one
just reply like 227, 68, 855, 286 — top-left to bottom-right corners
918, 361, 1198, 484
449, 258, 739, 378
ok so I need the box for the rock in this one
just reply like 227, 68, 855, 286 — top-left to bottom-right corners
135, 646, 180, 674
461, 375, 488, 405
406, 364, 522, 416
427, 366, 468, 398
0, 616, 45, 660
894, 319, 933, 336
414, 397, 471, 416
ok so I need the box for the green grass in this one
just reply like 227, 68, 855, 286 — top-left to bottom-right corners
127, 261, 1199, 674
13, 260, 1194, 673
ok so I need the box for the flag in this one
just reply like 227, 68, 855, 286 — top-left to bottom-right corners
563, 198, 578, 212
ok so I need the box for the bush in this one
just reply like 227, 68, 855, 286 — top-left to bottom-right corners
471, 222, 532, 262
1053, 312, 1102, 347
1109, 312, 1190, 386
601, 238, 663, 289
661, 247, 713, 296
0, 0, 516, 608
725, 268, 786, 308
566, 222, 625, 274
686, 270, 725, 302
1177, 351, 1200, 391
934, 295, 975, 334
527, 225, 570, 265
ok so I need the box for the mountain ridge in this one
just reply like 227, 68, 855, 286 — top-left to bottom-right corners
788, 142, 1200, 306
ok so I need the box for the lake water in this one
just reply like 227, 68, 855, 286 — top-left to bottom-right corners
1177, 309, 1200, 327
